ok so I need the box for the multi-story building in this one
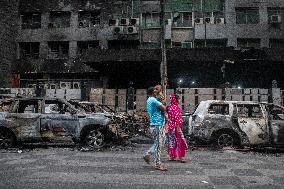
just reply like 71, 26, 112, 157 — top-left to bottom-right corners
13, 0, 284, 89
0, 0, 19, 87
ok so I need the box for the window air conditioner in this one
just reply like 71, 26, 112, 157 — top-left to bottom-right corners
270, 15, 281, 24
126, 26, 138, 34
50, 84, 57, 89
166, 19, 172, 26
113, 26, 124, 34
120, 18, 129, 26
130, 18, 139, 26
60, 82, 71, 89
28, 84, 37, 88
109, 19, 119, 26
216, 17, 225, 24
195, 18, 203, 24
72, 82, 81, 89
205, 17, 214, 24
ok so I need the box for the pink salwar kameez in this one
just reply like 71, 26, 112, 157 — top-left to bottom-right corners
166, 94, 188, 161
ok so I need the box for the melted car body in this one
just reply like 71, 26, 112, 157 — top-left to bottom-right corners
0, 98, 112, 148
190, 100, 284, 148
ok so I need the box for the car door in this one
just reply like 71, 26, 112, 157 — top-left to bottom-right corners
236, 103, 269, 145
40, 99, 79, 143
269, 105, 284, 145
5, 99, 42, 141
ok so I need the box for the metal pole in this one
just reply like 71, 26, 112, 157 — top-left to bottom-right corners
160, 0, 167, 96
201, 0, 207, 47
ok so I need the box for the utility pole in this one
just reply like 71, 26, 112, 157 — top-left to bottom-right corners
201, 0, 207, 47
160, 0, 167, 96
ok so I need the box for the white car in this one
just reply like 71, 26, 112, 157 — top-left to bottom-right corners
190, 100, 284, 148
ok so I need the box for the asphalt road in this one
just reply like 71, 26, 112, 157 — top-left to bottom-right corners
0, 144, 284, 189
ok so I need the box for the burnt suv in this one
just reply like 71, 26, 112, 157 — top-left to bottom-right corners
190, 100, 284, 148
0, 98, 114, 149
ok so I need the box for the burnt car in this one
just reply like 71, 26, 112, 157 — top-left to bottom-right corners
0, 98, 115, 149
69, 101, 149, 139
190, 100, 284, 148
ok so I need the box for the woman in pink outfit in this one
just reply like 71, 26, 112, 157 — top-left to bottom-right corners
166, 94, 188, 162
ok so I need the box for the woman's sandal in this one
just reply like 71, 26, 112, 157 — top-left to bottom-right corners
154, 164, 168, 171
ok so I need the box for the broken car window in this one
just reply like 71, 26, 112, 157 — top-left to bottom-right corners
17, 100, 40, 113
208, 104, 229, 115
270, 105, 284, 120
237, 104, 263, 118
44, 100, 73, 114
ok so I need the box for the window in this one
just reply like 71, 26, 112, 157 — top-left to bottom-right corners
21, 12, 41, 29
173, 12, 193, 27
77, 41, 99, 54
269, 39, 284, 49
142, 12, 160, 28
195, 39, 227, 48
19, 42, 40, 59
142, 42, 160, 49
49, 11, 71, 28
44, 100, 74, 114
17, 100, 40, 113
236, 7, 259, 24
237, 104, 263, 118
237, 38, 260, 49
267, 7, 284, 24
108, 40, 140, 49
78, 11, 100, 27
208, 104, 229, 115
48, 41, 69, 59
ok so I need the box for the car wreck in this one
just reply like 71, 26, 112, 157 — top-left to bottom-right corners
190, 100, 284, 149
0, 97, 125, 149
69, 101, 150, 140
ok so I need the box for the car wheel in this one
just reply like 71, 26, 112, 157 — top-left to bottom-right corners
0, 129, 15, 149
216, 133, 235, 149
84, 129, 106, 149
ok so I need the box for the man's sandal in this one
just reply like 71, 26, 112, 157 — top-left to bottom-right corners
143, 155, 150, 164
154, 164, 168, 171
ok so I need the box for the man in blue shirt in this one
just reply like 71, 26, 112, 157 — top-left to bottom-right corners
143, 87, 167, 171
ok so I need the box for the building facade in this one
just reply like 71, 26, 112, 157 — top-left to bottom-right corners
14, 0, 284, 89
0, 0, 19, 87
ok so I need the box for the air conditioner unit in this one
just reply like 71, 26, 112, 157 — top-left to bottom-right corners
60, 82, 71, 89
112, 26, 124, 34
216, 17, 225, 24
28, 84, 37, 88
270, 15, 281, 24
126, 26, 138, 34
166, 19, 172, 26
195, 18, 203, 24
204, 17, 214, 24
109, 19, 119, 26
120, 18, 129, 26
72, 82, 81, 89
129, 18, 139, 26
50, 84, 57, 89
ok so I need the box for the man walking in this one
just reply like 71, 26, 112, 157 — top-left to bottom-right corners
143, 87, 167, 171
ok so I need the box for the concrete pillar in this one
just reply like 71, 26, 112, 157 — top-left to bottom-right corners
272, 80, 281, 105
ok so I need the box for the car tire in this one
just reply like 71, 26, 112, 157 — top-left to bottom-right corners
83, 129, 106, 149
0, 129, 15, 149
214, 132, 238, 149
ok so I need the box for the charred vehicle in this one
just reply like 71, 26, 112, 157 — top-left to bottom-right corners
190, 100, 284, 148
69, 101, 149, 139
0, 98, 117, 149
